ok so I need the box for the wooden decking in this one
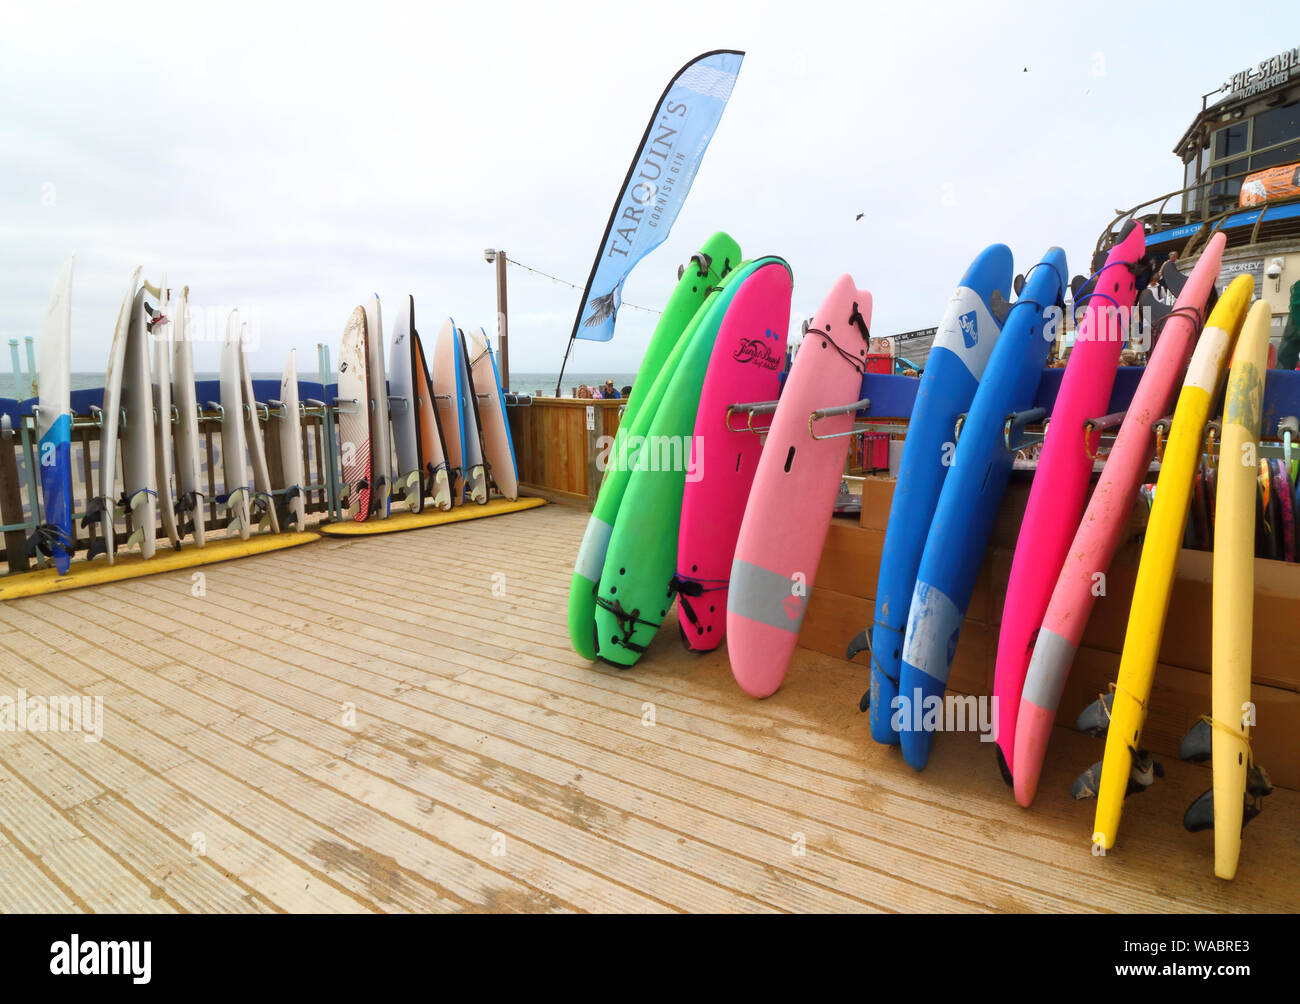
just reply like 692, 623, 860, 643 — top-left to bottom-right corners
0, 502, 1296, 913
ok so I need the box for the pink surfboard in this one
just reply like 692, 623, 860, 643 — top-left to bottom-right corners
1012, 233, 1226, 806
676, 263, 793, 650
728, 275, 872, 698
993, 221, 1147, 778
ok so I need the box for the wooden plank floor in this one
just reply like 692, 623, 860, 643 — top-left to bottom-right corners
0, 502, 1297, 913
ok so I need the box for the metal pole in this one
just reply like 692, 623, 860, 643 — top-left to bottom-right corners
8, 339, 20, 398
23, 336, 37, 396
496, 251, 510, 393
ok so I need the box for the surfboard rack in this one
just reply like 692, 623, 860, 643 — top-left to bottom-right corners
1279, 416, 1299, 467
1004, 407, 1048, 451
809, 398, 872, 441
266, 397, 309, 421
504, 393, 532, 408
724, 399, 779, 435
388, 394, 411, 414
332, 396, 363, 416
1083, 410, 1128, 460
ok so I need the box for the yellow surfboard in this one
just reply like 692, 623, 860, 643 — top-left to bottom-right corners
1181, 299, 1274, 879
1074, 274, 1253, 854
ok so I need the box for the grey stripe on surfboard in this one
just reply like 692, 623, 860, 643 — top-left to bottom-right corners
728, 557, 806, 634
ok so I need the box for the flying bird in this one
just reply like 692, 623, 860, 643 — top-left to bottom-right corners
856, 213, 865, 221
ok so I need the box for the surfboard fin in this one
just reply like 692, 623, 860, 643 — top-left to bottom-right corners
846, 629, 870, 661
995, 745, 1013, 787
1183, 788, 1214, 832
1178, 717, 1212, 762
1126, 748, 1163, 795
24, 523, 73, 560
1244, 766, 1273, 828
1076, 692, 1114, 738
1070, 762, 1103, 799
86, 537, 110, 561
1138, 287, 1174, 328
989, 288, 1013, 326
1182, 769, 1271, 833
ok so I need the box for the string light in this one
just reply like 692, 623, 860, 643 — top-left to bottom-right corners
505, 258, 664, 316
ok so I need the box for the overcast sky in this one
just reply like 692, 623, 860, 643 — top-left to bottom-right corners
0, 1, 1288, 383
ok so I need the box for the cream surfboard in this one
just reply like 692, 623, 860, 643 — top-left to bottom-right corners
279, 349, 307, 530
1071, 274, 1254, 854
238, 326, 281, 534
91, 267, 143, 563
457, 328, 489, 505
412, 328, 452, 511
365, 294, 392, 518
389, 295, 425, 512
338, 306, 372, 521
148, 277, 181, 551
434, 319, 467, 506
219, 311, 252, 540
1180, 298, 1275, 879
467, 326, 518, 501
121, 288, 159, 559
171, 286, 206, 546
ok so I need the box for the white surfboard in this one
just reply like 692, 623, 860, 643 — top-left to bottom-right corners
219, 311, 251, 539
338, 306, 372, 521
121, 289, 158, 559
456, 327, 489, 505
171, 286, 205, 547
150, 277, 181, 551
238, 325, 280, 534
94, 266, 143, 563
389, 295, 423, 513
365, 293, 391, 518
279, 349, 307, 530
466, 326, 519, 500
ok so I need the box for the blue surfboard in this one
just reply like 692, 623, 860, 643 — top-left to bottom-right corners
897, 247, 1068, 770
854, 244, 1013, 744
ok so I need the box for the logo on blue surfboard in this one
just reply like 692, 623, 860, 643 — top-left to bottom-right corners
959, 310, 978, 348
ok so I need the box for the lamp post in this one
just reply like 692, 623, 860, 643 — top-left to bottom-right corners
484, 249, 509, 391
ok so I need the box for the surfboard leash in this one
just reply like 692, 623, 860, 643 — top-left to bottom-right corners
593, 593, 658, 654
804, 302, 872, 376
668, 573, 727, 633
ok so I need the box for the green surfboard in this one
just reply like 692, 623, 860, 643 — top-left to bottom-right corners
593, 256, 788, 667
567, 234, 742, 660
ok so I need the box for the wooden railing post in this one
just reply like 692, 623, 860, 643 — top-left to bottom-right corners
0, 426, 29, 572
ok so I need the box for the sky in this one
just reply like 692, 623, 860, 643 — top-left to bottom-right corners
0, 1, 1292, 384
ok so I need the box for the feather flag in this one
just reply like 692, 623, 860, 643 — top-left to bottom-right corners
567, 50, 744, 346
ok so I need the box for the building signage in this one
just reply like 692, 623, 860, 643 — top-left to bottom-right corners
1229, 47, 1299, 98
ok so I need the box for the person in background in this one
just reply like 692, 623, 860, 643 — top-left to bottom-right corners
603, 380, 620, 399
